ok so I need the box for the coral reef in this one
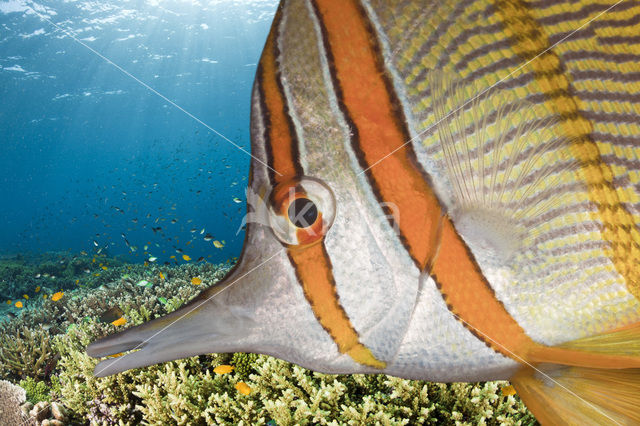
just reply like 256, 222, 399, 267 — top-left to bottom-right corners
0, 379, 31, 425
20, 400, 68, 426
51, 318, 535, 425
232, 352, 259, 378
20, 376, 62, 404
0, 251, 130, 324
0, 258, 536, 424
0, 325, 53, 381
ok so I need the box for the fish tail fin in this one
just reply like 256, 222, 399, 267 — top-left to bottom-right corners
529, 321, 640, 369
512, 321, 640, 424
512, 365, 640, 425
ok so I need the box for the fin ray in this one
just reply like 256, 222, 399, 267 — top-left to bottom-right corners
512, 365, 640, 425
529, 321, 640, 369
513, 322, 640, 424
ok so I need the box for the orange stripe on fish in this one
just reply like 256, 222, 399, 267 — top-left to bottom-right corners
310, 0, 542, 360
258, 7, 385, 369
431, 220, 535, 358
310, 0, 441, 272
256, 6, 302, 184
288, 243, 385, 368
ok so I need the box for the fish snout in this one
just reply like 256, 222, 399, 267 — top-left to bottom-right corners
87, 267, 260, 377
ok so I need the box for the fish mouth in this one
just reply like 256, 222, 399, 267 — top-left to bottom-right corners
86, 267, 252, 377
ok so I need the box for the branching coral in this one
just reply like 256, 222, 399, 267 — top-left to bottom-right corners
20, 377, 52, 404
232, 353, 259, 378
52, 319, 232, 425
52, 321, 143, 424
0, 325, 53, 381
57, 327, 535, 426
2, 259, 536, 425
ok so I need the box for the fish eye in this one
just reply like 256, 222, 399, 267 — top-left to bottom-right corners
268, 176, 336, 247
287, 197, 318, 228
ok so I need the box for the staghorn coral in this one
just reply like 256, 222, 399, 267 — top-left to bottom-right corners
0, 325, 53, 381
232, 352, 259, 378
55, 318, 535, 425
51, 301, 233, 425
3, 258, 536, 424
52, 320, 144, 424
244, 356, 537, 425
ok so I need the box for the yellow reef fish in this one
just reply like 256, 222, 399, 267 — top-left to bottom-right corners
159, 272, 165, 280
14, 301, 22, 308
111, 317, 127, 327
182, 255, 191, 261
234, 382, 251, 395
35, 286, 41, 293
23, 294, 29, 300
213, 364, 234, 374
501, 385, 516, 397
213, 240, 224, 249
191, 277, 202, 286
88, 1, 640, 423
51, 292, 64, 302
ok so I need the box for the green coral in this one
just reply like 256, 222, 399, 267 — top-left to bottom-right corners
19, 376, 61, 404
0, 325, 53, 381
0, 259, 537, 425
51, 317, 232, 425
54, 319, 536, 425
232, 352, 259, 378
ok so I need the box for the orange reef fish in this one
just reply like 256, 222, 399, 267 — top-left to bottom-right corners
88, 1, 640, 423
501, 385, 516, 397
51, 292, 64, 302
213, 364, 234, 374
111, 317, 127, 327
234, 382, 251, 395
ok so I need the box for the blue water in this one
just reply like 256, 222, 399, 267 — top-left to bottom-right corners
0, 0, 278, 264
